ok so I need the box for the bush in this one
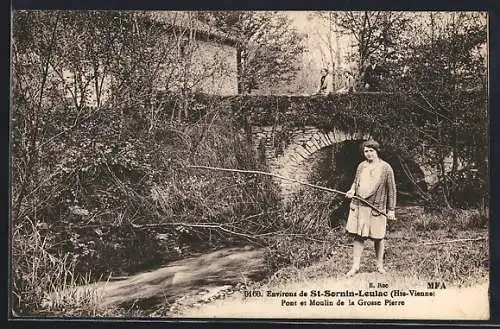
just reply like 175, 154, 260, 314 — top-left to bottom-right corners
262, 187, 349, 273
412, 208, 488, 232
11, 100, 280, 315
12, 218, 98, 316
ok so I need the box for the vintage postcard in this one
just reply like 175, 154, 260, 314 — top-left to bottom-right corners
10, 10, 489, 321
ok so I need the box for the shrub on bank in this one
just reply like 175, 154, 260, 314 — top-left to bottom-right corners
11, 102, 280, 315
262, 187, 347, 274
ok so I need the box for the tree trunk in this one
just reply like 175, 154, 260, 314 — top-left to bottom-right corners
439, 156, 452, 209
237, 48, 243, 94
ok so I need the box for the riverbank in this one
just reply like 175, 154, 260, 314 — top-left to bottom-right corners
171, 227, 489, 319
37, 207, 488, 318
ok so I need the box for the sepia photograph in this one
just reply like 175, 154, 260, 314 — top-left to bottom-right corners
10, 10, 489, 320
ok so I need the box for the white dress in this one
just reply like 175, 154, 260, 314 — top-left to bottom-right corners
345, 161, 387, 239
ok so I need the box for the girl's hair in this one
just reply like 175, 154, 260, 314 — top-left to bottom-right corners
360, 139, 381, 155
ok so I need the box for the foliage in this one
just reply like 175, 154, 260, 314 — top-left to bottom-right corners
304, 11, 488, 208
12, 10, 233, 117
227, 91, 486, 208
11, 92, 283, 311
12, 218, 96, 316
197, 11, 306, 94
229, 92, 429, 141
330, 12, 410, 70
395, 13, 488, 208
11, 10, 279, 315
168, 91, 487, 209
262, 188, 341, 273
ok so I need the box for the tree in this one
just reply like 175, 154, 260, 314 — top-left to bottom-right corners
402, 12, 487, 93
309, 12, 345, 90
198, 11, 306, 94
12, 10, 241, 228
326, 11, 410, 89
314, 11, 487, 209
392, 12, 488, 209
332, 12, 410, 63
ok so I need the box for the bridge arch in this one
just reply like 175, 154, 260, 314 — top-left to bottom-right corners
250, 125, 442, 199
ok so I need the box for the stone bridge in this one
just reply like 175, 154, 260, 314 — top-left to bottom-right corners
171, 92, 468, 198
249, 124, 446, 197
225, 92, 458, 198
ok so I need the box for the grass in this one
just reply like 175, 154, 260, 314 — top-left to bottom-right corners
263, 207, 488, 289
11, 218, 118, 317
170, 208, 488, 319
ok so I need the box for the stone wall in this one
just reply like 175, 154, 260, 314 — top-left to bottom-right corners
153, 36, 238, 97
190, 41, 238, 96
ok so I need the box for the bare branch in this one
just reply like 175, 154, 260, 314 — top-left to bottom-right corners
187, 165, 391, 218
420, 237, 487, 246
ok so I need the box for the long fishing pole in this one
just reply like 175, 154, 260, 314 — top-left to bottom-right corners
187, 165, 390, 218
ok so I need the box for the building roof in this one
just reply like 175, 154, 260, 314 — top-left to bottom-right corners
150, 11, 240, 47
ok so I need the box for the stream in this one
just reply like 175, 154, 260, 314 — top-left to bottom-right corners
45, 245, 267, 315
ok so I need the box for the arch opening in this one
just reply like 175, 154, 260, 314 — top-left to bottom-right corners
304, 140, 427, 226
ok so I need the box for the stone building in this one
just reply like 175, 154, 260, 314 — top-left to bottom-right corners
150, 11, 240, 96
52, 11, 240, 108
